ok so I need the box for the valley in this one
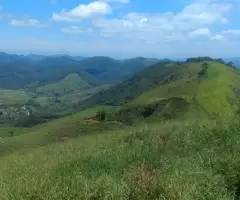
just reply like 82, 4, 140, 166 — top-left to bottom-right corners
0, 53, 158, 125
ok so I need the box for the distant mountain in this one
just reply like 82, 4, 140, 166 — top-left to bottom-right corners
0, 53, 159, 89
36, 73, 91, 95
26, 54, 86, 61
224, 58, 240, 68
72, 56, 86, 61
27, 54, 46, 61
0, 52, 29, 62
78, 56, 160, 83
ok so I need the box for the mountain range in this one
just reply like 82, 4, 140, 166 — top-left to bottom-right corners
0, 52, 159, 89
0, 52, 160, 125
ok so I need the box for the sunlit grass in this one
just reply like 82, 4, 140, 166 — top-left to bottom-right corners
1, 119, 240, 199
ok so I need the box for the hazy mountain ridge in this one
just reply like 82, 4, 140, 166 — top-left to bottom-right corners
0, 53, 159, 89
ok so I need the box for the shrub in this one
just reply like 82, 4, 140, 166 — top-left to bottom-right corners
96, 109, 106, 121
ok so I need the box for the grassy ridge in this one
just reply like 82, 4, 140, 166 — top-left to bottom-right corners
133, 79, 198, 105
196, 62, 240, 117
133, 61, 240, 117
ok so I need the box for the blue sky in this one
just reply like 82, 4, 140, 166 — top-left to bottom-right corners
0, 0, 240, 58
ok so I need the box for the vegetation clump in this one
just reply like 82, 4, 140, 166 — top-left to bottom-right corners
96, 109, 107, 121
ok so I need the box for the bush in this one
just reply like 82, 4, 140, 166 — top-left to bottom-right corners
142, 106, 155, 118
96, 109, 106, 121
8, 131, 14, 137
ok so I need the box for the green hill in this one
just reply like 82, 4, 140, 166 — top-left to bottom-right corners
134, 61, 240, 118
80, 61, 177, 106
36, 73, 91, 95
83, 59, 240, 119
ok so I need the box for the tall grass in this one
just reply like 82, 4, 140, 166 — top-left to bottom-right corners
1, 119, 240, 199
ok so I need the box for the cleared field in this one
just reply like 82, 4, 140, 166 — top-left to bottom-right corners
0, 90, 33, 105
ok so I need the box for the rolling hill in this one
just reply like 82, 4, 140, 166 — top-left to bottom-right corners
82, 58, 240, 119
36, 73, 91, 95
1, 57, 240, 199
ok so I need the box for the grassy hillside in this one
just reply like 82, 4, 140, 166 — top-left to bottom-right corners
81, 61, 178, 107
84, 60, 240, 118
0, 106, 120, 155
59, 84, 112, 104
36, 73, 91, 95
1, 57, 240, 199
1, 118, 240, 199
0, 125, 29, 138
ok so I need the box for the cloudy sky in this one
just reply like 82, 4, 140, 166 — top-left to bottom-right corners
0, 0, 240, 58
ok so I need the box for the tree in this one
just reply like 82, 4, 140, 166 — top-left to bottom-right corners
202, 63, 209, 69
96, 109, 106, 121
142, 105, 155, 118
8, 131, 14, 137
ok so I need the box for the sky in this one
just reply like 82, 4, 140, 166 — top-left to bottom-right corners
0, 0, 240, 58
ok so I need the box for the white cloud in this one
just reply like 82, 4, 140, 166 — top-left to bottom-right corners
211, 34, 227, 41
2, 0, 240, 57
223, 29, 240, 35
52, 1, 112, 22
9, 19, 46, 27
189, 28, 211, 37
62, 26, 93, 34
177, 2, 231, 28
92, 1, 232, 43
